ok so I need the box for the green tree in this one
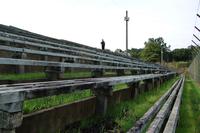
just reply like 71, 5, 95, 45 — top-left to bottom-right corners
141, 37, 170, 62
128, 48, 143, 58
171, 48, 192, 61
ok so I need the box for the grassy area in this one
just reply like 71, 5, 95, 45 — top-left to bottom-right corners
176, 77, 200, 133
0, 71, 118, 81
64, 71, 92, 79
0, 72, 92, 81
166, 61, 189, 74
23, 82, 128, 114
66, 77, 178, 132
113, 83, 128, 91
23, 89, 92, 114
106, 77, 178, 132
0, 72, 45, 81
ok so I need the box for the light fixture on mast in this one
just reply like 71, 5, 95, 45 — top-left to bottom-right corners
124, 10, 129, 54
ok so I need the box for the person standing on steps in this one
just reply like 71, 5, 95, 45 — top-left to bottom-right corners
101, 39, 105, 50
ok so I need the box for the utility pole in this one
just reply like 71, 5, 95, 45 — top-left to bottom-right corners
124, 10, 129, 53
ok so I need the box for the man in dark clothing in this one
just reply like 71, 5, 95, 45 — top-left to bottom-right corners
101, 39, 105, 50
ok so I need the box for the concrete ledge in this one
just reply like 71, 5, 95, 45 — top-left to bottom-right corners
146, 78, 183, 133
127, 78, 180, 133
163, 76, 185, 133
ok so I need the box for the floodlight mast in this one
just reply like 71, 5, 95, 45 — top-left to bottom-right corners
124, 10, 129, 54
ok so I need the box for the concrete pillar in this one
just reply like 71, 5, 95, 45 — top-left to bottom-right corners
41, 47, 48, 61
116, 69, 125, 76
144, 79, 153, 92
91, 60, 104, 78
59, 57, 65, 79
40, 47, 48, 71
154, 78, 160, 89
0, 101, 24, 133
160, 77, 163, 84
128, 82, 139, 99
151, 78, 155, 89
64, 57, 75, 72
92, 85, 113, 115
5, 41, 10, 46
12, 52, 27, 74
131, 70, 137, 75
151, 70, 155, 74
45, 57, 65, 80
145, 70, 148, 74
91, 69, 103, 78
137, 69, 144, 75
139, 81, 145, 94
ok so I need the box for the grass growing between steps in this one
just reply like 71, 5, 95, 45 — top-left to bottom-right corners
65, 77, 178, 132
64, 71, 92, 79
113, 83, 128, 91
23, 89, 92, 114
0, 72, 92, 81
23, 82, 128, 114
176, 77, 200, 133
0, 71, 118, 81
0, 72, 45, 81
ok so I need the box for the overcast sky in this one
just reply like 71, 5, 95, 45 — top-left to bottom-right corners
0, 0, 199, 51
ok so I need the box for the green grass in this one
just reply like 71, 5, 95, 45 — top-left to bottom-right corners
176, 77, 200, 133
0, 72, 91, 81
23, 89, 92, 114
113, 83, 128, 91
0, 71, 118, 81
106, 77, 178, 131
23, 82, 128, 114
64, 71, 92, 79
68, 77, 178, 132
0, 72, 45, 81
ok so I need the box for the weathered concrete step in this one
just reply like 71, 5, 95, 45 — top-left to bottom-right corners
146, 77, 183, 133
163, 76, 185, 133
0, 73, 173, 105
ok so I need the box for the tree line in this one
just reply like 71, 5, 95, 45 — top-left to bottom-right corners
115, 37, 194, 63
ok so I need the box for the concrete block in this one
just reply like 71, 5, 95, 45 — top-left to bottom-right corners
12, 52, 27, 74
144, 79, 153, 92
91, 69, 103, 78
116, 69, 125, 76
128, 82, 139, 99
0, 111, 22, 129
0, 102, 23, 113
0, 129, 15, 133
92, 85, 113, 115
45, 66, 64, 80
